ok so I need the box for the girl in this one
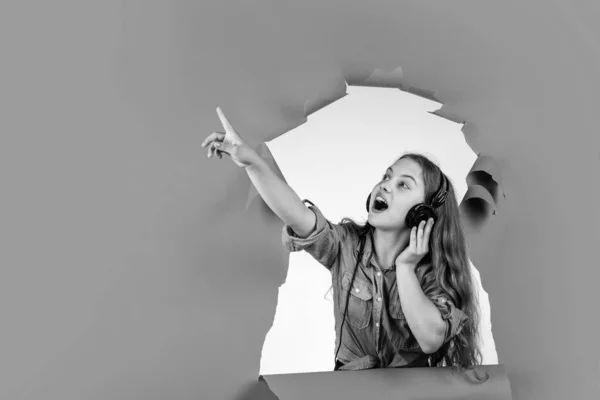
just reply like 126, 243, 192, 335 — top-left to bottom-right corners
202, 107, 483, 372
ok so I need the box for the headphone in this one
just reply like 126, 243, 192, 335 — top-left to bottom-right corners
365, 172, 449, 229
334, 172, 449, 370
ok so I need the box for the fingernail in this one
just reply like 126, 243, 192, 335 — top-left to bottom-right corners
214, 143, 220, 148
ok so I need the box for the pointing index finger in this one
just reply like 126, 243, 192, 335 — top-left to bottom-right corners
216, 107, 234, 132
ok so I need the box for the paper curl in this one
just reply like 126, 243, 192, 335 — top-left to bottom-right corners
261, 364, 511, 400
457, 152, 507, 229
348, 66, 404, 89
234, 376, 279, 400
467, 154, 505, 201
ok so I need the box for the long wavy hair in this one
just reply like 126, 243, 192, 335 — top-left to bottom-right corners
328, 152, 484, 373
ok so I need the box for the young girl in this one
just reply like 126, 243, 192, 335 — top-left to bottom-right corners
202, 107, 482, 372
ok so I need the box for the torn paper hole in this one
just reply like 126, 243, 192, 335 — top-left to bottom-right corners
256, 84, 499, 375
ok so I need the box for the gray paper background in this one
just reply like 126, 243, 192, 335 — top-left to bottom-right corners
1, 1, 598, 399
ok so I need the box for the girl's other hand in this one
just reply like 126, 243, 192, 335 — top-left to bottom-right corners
395, 218, 435, 269
201, 107, 258, 168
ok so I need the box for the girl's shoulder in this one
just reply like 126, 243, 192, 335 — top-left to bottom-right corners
338, 218, 367, 236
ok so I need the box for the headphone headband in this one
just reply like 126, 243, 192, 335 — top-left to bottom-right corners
429, 173, 448, 209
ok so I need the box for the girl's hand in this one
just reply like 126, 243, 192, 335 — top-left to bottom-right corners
201, 107, 258, 168
395, 218, 435, 269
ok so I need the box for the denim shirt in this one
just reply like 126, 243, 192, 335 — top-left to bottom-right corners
282, 200, 468, 371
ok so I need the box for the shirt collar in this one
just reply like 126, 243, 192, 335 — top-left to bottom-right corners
353, 228, 395, 271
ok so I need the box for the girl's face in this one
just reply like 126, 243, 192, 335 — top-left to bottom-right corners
367, 158, 427, 231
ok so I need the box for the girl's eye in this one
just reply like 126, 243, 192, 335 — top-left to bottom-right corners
382, 174, 389, 181
399, 182, 409, 189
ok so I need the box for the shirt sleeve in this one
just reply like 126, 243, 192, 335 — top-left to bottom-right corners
281, 199, 353, 271
431, 295, 468, 343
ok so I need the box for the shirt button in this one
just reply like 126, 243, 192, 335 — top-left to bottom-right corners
377, 297, 382, 302
377, 272, 382, 277
355, 288, 360, 293
375, 322, 380, 328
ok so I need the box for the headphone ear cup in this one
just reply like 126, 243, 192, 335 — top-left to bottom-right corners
405, 204, 437, 229
366, 194, 371, 212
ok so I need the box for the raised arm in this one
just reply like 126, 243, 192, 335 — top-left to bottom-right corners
202, 107, 316, 238
245, 155, 316, 238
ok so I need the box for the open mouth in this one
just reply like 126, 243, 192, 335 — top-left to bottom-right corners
372, 195, 389, 212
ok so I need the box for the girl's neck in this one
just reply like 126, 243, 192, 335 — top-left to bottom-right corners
372, 227, 411, 269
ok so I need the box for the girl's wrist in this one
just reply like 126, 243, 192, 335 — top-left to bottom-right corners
244, 150, 266, 171
395, 262, 416, 273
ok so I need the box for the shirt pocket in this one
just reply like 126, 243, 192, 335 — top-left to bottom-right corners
341, 272, 373, 330
388, 299, 421, 352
